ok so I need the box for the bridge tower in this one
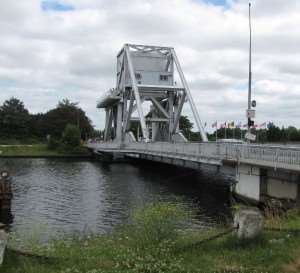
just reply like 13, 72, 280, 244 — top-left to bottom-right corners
98, 44, 207, 143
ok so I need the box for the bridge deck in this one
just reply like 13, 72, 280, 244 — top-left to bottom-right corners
87, 142, 300, 172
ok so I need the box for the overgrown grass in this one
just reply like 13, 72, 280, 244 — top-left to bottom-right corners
0, 138, 44, 145
0, 144, 91, 157
2, 202, 300, 273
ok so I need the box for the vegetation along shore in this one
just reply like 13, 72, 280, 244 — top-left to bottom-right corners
0, 144, 91, 158
1, 202, 300, 273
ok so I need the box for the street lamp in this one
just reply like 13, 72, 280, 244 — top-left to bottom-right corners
246, 2, 255, 142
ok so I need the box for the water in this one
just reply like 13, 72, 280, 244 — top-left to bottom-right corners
0, 158, 231, 240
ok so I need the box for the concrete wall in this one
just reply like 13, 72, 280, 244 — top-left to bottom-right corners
235, 164, 261, 201
235, 163, 300, 202
267, 178, 298, 200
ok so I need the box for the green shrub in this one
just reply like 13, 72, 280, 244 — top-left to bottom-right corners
47, 137, 61, 150
0, 138, 21, 145
61, 124, 81, 152
124, 202, 191, 249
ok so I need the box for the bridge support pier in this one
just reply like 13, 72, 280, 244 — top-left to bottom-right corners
235, 163, 300, 204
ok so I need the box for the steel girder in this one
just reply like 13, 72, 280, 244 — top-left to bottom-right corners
99, 44, 208, 143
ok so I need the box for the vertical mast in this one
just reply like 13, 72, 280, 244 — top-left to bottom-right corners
247, 2, 252, 136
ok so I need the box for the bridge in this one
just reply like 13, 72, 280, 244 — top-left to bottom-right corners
88, 44, 300, 204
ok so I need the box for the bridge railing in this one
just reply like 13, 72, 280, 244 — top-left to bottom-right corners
87, 140, 300, 169
125, 142, 220, 159
87, 141, 122, 150
220, 143, 300, 167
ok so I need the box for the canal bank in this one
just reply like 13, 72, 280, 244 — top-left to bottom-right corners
0, 158, 300, 272
0, 145, 92, 158
2, 202, 300, 273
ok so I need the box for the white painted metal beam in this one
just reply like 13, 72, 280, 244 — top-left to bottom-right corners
172, 93, 186, 134
171, 49, 208, 141
125, 45, 149, 142
131, 117, 169, 122
149, 96, 169, 119
124, 92, 134, 132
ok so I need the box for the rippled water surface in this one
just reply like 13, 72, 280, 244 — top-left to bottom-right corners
0, 158, 230, 239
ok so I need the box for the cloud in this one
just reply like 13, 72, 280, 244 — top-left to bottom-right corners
0, 0, 299, 131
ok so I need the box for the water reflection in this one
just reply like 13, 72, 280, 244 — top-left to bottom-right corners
0, 158, 231, 239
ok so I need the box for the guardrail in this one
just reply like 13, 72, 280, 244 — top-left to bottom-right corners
220, 143, 300, 168
87, 141, 300, 171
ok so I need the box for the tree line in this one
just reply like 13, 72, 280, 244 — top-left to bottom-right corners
209, 122, 300, 143
1, 97, 299, 145
0, 97, 94, 147
179, 116, 300, 143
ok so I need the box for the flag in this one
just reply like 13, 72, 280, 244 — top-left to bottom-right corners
212, 121, 217, 128
236, 121, 242, 128
260, 122, 267, 129
229, 121, 235, 128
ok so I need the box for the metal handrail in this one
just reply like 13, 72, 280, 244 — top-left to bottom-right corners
87, 141, 300, 168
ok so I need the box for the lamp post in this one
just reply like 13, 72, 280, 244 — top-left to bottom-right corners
247, 2, 252, 136
245, 2, 257, 143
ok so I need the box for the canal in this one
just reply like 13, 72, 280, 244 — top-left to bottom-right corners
0, 158, 231, 240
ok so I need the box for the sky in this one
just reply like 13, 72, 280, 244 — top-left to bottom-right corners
0, 0, 300, 131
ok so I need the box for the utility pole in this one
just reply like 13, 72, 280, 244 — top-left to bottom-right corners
247, 2, 252, 135
246, 2, 255, 142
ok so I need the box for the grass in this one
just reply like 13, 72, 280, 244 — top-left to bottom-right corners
0, 144, 91, 157
0, 138, 44, 145
2, 202, 300, 273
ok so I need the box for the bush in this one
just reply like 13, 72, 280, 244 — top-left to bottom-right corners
61, 124, 81, 152
47, 136, 61, 150
124, 202, 191, 249
0, 138, 20, 145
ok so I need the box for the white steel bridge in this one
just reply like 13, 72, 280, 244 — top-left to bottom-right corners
89, 43, 300, 204
88, 141, 300, 173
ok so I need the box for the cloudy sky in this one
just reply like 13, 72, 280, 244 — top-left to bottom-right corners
1, 0, 299, 130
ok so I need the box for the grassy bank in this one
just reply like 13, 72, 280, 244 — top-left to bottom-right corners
2, 203, 300, 273
0, 144, 91, 157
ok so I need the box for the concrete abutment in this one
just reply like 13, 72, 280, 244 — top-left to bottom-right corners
235, 163, 300, 204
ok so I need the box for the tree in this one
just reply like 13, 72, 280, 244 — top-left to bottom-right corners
28, 113, 46, 139
179, 116, 193, 139
286, 126, 300, 141
61, 124, 81, 151
280, 127, 288, 142
43, 99, 93, 139
129, 122, 139, 140
257, 129, 267, 143
266, 122, 282, 142
0, 97, 30, 138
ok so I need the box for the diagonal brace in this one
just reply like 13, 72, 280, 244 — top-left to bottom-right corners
150, 97, 169, 119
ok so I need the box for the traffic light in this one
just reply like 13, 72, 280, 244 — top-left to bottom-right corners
248, 118, 254, 127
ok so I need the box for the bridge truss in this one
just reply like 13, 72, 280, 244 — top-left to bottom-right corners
98, 44, 207, 143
